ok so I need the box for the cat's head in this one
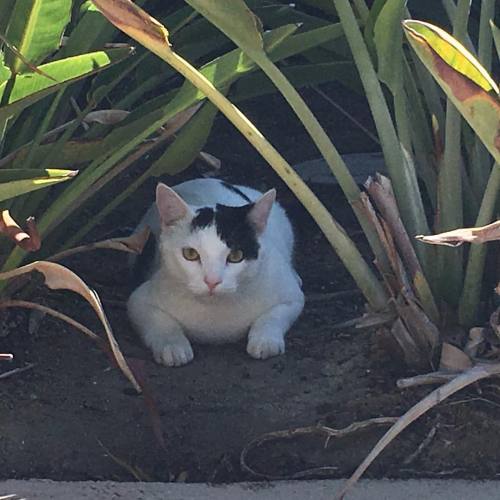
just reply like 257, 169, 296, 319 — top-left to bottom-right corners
156, 183, 275, 297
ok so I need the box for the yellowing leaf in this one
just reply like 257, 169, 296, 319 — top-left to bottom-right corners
403, 20, 500, 163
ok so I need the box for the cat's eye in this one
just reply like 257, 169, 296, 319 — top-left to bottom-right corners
227, 249, 244, 263
182, 247, 200, 261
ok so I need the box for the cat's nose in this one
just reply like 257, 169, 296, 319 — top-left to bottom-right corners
204, 276, 222, 292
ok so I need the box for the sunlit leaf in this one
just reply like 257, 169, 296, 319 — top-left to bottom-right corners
403, 20, 500, 163
0, 47, 133, 122
4, 0, 72, 73
0, 168, 77, 202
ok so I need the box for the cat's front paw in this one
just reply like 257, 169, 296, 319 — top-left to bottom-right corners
246, 334, 285, 360
152, 337, 194, 367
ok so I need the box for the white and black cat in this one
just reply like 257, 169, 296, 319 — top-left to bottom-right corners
127, 178, 304, 367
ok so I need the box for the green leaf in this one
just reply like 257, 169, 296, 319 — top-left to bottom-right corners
374, 0, 406, 94
0, 47, 133, 122
5, 0, 72, 73
0, 0, 16, 36
0, 168, 76, 202
0, 52, 11, 84
403, 20, 500, 163
491, 20, 500, 59
404, 20, 498, 92
185, 0, 264, 56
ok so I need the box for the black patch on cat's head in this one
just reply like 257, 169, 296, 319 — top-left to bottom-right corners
191, 207, 214, 230
214, 203, 260, 260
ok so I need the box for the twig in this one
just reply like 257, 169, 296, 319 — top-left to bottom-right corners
0, 300, 103, 344
0, 363, 35, 380
402, 425, 437, 465
98, 440, 153, 482
397, 371, 460, 389
240, 417, 397, 480
337, 363, 500, 499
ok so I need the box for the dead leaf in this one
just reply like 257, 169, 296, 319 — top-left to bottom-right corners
0, 261, 140, 392
83, 109, 130, 125
464, 327, 485, 358
491, 308, 500, 339
416, 220, 500, 246
48, 227, 151, 262
198, 151, 221, 170
439, 342, 473, 371
0, 211, 41, 252
337, 363, 500, 499
390, 318, 423, 367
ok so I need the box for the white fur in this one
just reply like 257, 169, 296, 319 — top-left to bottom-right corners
127, 179, 304, 366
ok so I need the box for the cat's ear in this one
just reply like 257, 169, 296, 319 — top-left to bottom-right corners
247, 189, 276, 234
156, 183, 191, 227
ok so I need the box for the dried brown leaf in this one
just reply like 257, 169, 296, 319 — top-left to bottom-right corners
83, 109, 130, 125
439, 342, 473, 372
198, 151, 221, 170
48, 227, 151, 262
396, 294, 440, 354
491, 308, 500, 339
416, 220, 500, 246
0, 261, 140, 391
391, 318, 423, 367
337, 363, 500, 499
464, 327, 486, 358
0, 211, 41, 252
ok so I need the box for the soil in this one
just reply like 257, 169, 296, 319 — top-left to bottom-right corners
1, 84, 500, 483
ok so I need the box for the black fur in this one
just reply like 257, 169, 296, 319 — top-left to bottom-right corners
190, 194, 260, 261
191, 207, 215, 230
220, 181, 252, 203
214, 203, 259, 260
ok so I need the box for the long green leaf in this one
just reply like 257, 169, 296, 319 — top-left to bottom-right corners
4, 0, 72, 73
0, 53, 11, 84
88, 0, 388, 311
186, 0, 393, 285
459, 163, 500, 327
373, 0, 405, 94
492, 20, 500, 59
0, 0, 16, 36
64, 101, 220, 249
0, 47, 133, 122
333, 0, 429, 245
0, 168, 76, 202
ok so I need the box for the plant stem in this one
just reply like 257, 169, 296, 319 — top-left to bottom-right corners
332, 0, 429, 244
162, 50, 389, 311
250, 55, 391, 278
458, 163, 500, 327
437, 0, 470, 306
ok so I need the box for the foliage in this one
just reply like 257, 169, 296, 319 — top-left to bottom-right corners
91, 0, 498, 369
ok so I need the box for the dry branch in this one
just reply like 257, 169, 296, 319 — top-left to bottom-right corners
337, 363, 500, 499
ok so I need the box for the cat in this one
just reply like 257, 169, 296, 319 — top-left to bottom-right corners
127, 178, 304, 367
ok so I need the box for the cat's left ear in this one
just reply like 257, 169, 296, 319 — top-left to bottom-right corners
247, 189, 276, 234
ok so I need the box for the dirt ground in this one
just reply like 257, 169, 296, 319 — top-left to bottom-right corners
1, 84, 500, 483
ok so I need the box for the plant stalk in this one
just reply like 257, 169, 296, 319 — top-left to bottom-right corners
458, 163, 500, 327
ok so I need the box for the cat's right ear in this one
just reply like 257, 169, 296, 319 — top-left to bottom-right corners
156, 183, 191, 227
